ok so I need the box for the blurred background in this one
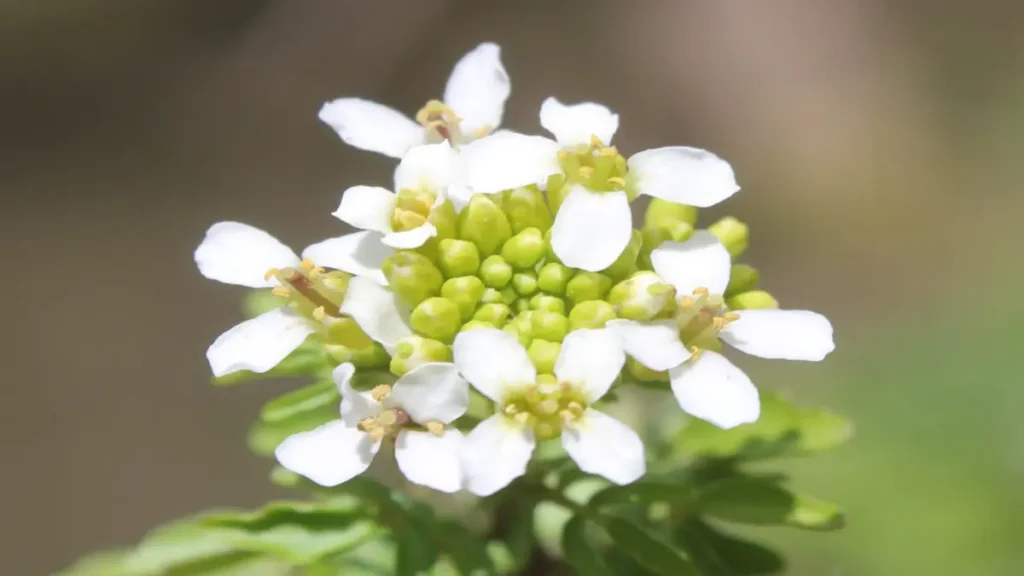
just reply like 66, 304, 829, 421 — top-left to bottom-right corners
2, 0, 1023, 574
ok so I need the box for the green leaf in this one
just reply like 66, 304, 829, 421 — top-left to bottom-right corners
675, 519, 784, 575
561, 516, 612, 576
214, 337, 329, 387
501, 500, 537, 572
394, 504, 440, 576
588, 481, 692, 509
433, 519, 495, 575
677, 392, 853, 460
248, 403, 338, 457
243, 289, 288, 317
599, 516, 696, 576
260, 380, 339, 423
692, 477, 844, 530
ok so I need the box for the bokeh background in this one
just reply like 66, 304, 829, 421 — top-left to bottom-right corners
3, 0, 1023, 574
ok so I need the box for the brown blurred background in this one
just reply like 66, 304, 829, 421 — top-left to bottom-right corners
3, 1, 1023, 574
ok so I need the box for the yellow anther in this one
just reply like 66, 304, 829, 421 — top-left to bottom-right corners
357, 417, 376, 432
264, 268, 279, 281
370, 385, 391, 403
692, 287, 710, 297
271, 286, 292, 297
367, 427, 387, 442
566, 401, 585, 416
538, 399, 559, 416
472, 125, 493, 138
503, 404, 519, 416
513, 412, 532, 425
560, 380, 573, 392
724, 312, 741, 322
558, 150, 571, 160
589, 135, 605, 148
376, 409, 397, 427
299, 259, 316, 271
559, 409, 577, 422
599, 146, 618, 157
311, 306, 326, 321
607, 176, 626, 187
578, 166, 594, 179
679, 296, 696, 309
712, 316, 726, 330
425, 421, 445, 437
690, 346, 704, 360
308, 266, 325, 279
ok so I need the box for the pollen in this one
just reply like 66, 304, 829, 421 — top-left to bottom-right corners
312, 306, 326, 321
578, 166, 594, 179
376, 409, 398, 427
370, 384, 392, 402
598, 146, 618, 157
589, 135, 605, 148
692, 287, 710, 297
264, 268, 279, 281
690, 346, 704, 360
271, 286, 292, 297
425, 421, 445, 437
299, 259, 316, 271
680, 295, 696, 308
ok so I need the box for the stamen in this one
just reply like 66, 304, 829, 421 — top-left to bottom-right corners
271, 287, 292, 297
692, 287, 710, 297
599, 146, 618, 157
723, 312, 741, 322
513, 412, 532, 426
264, 268, 279, 281
504, 404, 519, 416
299, 259, 316, 271
370, 385, 391, 402
690, 346, 703, 360
312, 306, 326, 321
566, 401, 584, 416
537, 399, 559, 416
357, 417, 376, 432
679, 296, 696, 308
589, 135, 605, 148
558, 150, 571, 160
281, 269, 342, 317
376, 410, 397, 427
607, 176, 626, 187
425, 421, 445, 437
367, 427, 387, 442
578, 166, 594, 179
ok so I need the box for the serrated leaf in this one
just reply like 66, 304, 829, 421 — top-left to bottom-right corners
675, 519, 784, 575
561, 516, 612, 576
692, 477, 844, 530
599, 516, 697, 576
243, 289, 288, 317
214, 337, 329, 387
248, 403, 338, 457
260, 380, 339, 423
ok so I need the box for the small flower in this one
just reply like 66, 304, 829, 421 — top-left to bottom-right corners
275, 362, 469, 493
460, 98, 740, 272
333, 142, 458, 250
319, 42, 510, 158
608, 231, 835, 429
453, 328, 645, 496
195, 222, 407, 376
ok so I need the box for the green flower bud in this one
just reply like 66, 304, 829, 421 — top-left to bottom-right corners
531, 310, 570, 342
708, 217, 749, 258
565, 272, 612, 306
441, 276, 486, 321
545, 173, 569, 215
428, 199, 458, 240
626, 357, 669, 383
480, 287, 505, 304
500, 286, 519, 305
325, 342, 390, 368
461, 320, 497, 332
608, 271, 675, 321
726, 290, 779, 310
542, 228, 561, 264
514, 298, 531, 314
382, 251, 443, 307
502, 185, 554, 233
473, 303, 511, 327
725, 264, 759, 297
500, 227, 547, 269
326, 317, 374, 349
568, 300, 617, 329
640, 221, 694, 268
458, 194, 512, 258
644, 197, 699, 229
602, 229, 643, 282
536, 262, 574, 296
528, 294, 566, 315
503, 315, 532, 347
410, 297, 462, 343
389, 335, 452, 376
512, 271, 539, 297
528, 339, 561, 373
479, 255, 513, 289
437, 239, 480, 277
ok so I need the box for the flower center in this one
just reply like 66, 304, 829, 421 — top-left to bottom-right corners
415, 100, 491, 146
391, 187, 437, 232
356, 385, 446, 441
265, 260, 373, 349
557, 136, 629, 193
501, 375, 589, 441
675, 287, 739, 355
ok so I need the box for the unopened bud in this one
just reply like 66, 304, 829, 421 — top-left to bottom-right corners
500, 286, 519, 305
458, 194, 512, 257
512, 271, 539, 297
566, 272, 613, 306
602, 229, 643, 282
325, 342, 390, 368
428, 199, 458, 240
480, 287, 505, 304
708, 217, 749, 258
530, 310, 570, 342
536, 262, 574, 296
382, 251, 443, 307
500, 227, 547, 269
725, 264, 759, 297
502, 186, 553, 233
529, 294, 566, 315
441, 276, 485, 321
644, 197, 698, 229
326, 317, 374, 349
409, 297, 462, 343
568, 300, 617, 330
726, 290, 779, 310
437, 239, 480, 277
473, 302, 511, 327
542, 228, 561, 264
460, 320, 496, 332
514, 298, 531, 314
528, 339, 561, 373
640, 222, 694, 268
503, 315, 532, 347
389, 335, 452, 376
479, 254, 513, 289
627, 357, 669, 383
608, 271, 675, 321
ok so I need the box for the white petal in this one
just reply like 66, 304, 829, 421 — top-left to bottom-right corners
336, 363, 382, 425
381, 223, 437, 249
195, 222, 300, 288
628, 147, 739, 208
458, 131, 560, 194
395, 429, 464, 493
332, 186, 396, 234
318, 98, 425, 158
550, 186, 632, 272
275, 420, 379, 487
461, 415, 535, 496
554, 328, 625, 402
720, 310, 835, 361
650, 231, 732, 296
390, 363, 469, 424
339, 276, 412, 350
563, 409, 645, 485
301, 232, 390, 285
443, 42, 510, 135
394, 141, 457, 192
452, 329, 535, 402
669, 351, 760, 429
606, 319, 691, 372
539, 97, 619, 147
206, 308, 314, 377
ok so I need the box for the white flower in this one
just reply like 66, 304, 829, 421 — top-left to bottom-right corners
275, 362, 469, 493
340, 275, 413, 354
453, 328, 645, 496
333, 141, 456, 250
319, 42, 510, 158
194, 222, 404, 376
608, 231, 835, 429
460, 97, 740, 272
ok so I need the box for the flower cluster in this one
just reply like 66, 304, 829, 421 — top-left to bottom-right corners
195, 43, 834, 497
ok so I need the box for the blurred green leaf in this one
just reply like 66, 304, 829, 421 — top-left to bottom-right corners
432, 519, 495, 575
588, 481, 691, 509
260, 380, 339, 423
675, 519, 784, 575
394, 504, 440, 576
562, 516, 612, 576
248, 403, 338, 457
599, 516, 697, 575
243, 290, 288, 317
497, 499, 536, 573
214, 337, 330, 387
692, 477, 844, 530
678, 392, 852, 460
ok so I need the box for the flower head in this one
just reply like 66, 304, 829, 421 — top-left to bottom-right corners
275, 362, 469, 492
453, 328, 645, 496
319, 43, 510, 158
